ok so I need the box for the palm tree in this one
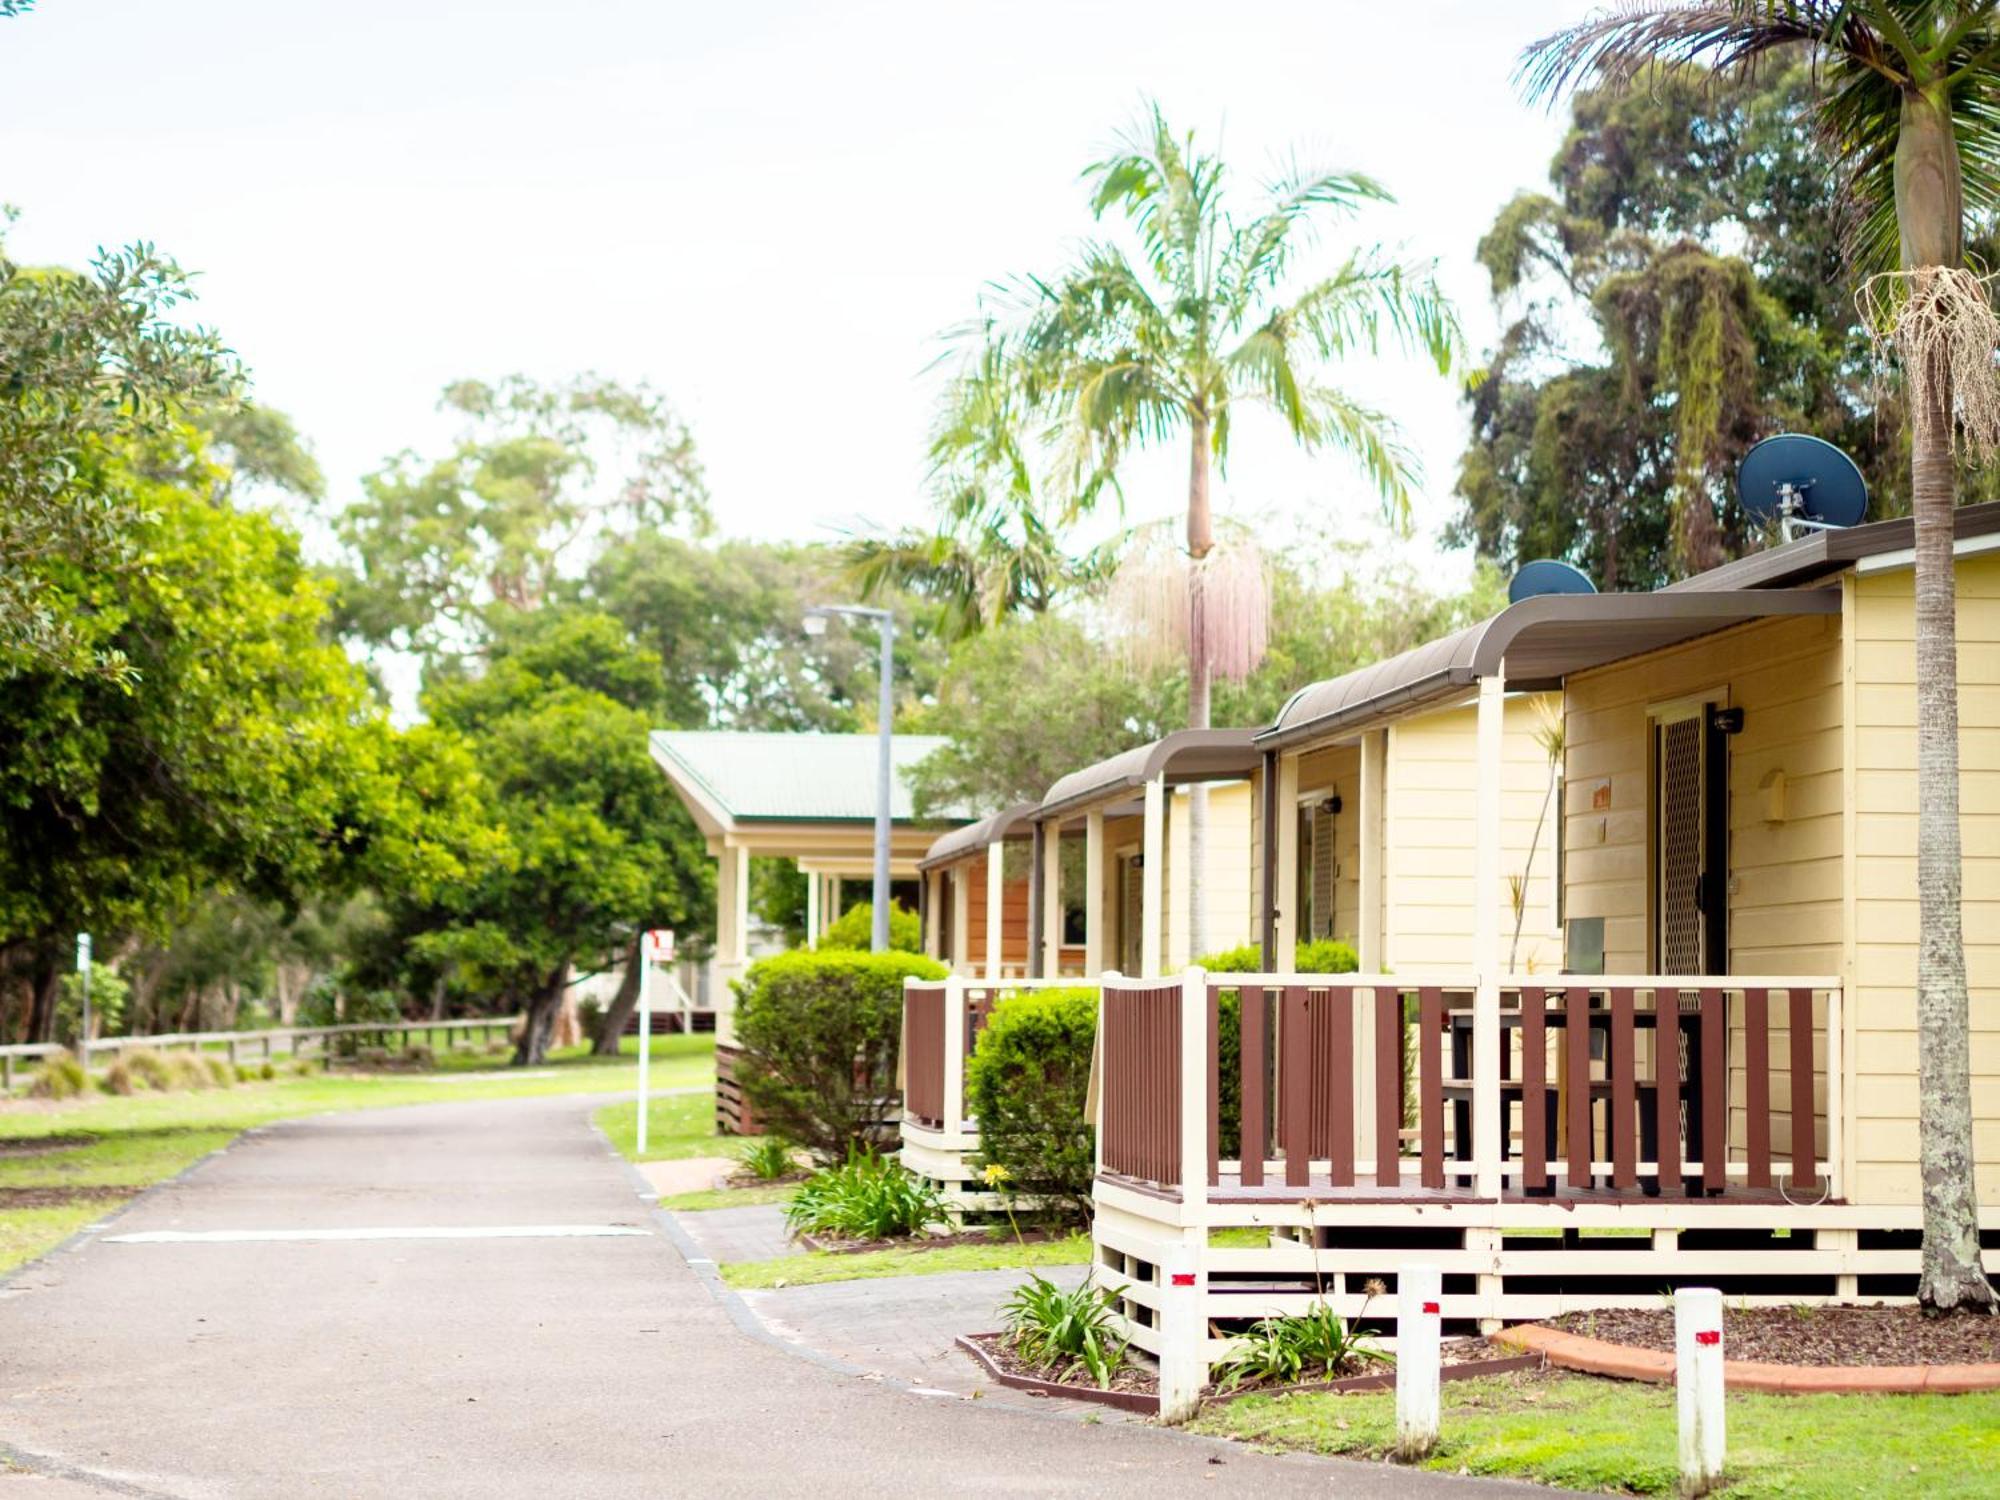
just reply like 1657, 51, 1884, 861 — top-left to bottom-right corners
1523, 2, 1999, 1315
974, 103, 1459, 950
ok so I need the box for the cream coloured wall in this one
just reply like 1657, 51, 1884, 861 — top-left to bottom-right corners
1846, 553, 2000, 1207
1379, 693, 1564, 974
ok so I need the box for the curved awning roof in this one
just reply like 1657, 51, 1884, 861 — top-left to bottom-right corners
918, 802, 1038, 870
1035, 728, 1261, 823
1257, 588, 1842, 750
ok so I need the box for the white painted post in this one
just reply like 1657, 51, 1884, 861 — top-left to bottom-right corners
1040, 822, 1063, 976
804, 869, 821, 947
1396, 1263, 1443, 1460
1140, 776, 1165, 978
984, 842, 1004, 980
1676, 1287, 1726, 1495
1156, 1239, 1205, 1423
1471, 669, 1507, 1199
636, 941, 652, 1156
950, 865, 971, 974
1084, 807, 1105, 976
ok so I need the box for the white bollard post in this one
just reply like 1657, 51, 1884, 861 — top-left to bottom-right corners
1675, 1287, 1726, 1496
636, 946, 652, 1156
1156, 1241, 1205, 1424
1396, 1263, 1443, 1460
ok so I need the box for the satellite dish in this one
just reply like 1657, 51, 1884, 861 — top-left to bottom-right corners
1737, 433, 1868, 541
1508, 558, 1598, 605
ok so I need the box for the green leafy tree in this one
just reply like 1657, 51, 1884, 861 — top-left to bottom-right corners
336, 374, 708, 663
0, 230, 240, 679
955, 102, 1459, 950
1524, 0, 1999, 1314
411, 606, 712, 1064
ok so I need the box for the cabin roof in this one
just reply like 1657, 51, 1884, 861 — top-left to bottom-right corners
1035, 728, 1262, 822
918, 802, 1039, 870
648, 730, 953, 838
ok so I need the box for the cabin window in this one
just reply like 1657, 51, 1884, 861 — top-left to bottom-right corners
1294, 792, 1339, 941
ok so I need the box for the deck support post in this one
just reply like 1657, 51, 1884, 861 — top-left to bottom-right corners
1141, 776, 1166, 978
984, 842, 1004, 980
1027, 821, 1046, 978
715, 841, 751, 1048
1040, 821, 1062, 977
1084, 808, 1106, 976
950, 864, 971, 973
1472, 670, 1506, 1201
1356, 728, 1387, 1166
804, 866, 821, 947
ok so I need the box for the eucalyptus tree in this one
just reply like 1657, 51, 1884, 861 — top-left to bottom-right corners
1523, 0, 2000, 1314
960, 104, 1459, 948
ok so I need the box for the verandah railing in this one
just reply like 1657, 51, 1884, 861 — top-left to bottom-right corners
1094, 971, 1842, 1202
900, 976, 1081, 1135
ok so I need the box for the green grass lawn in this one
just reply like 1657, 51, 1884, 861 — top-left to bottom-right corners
719, 1231, 1092, 1290
656, 1182, 797, 1212
0, 1032, 715, 1275
592, 1089, 732, 1163
1194, 1369, 2000, 1498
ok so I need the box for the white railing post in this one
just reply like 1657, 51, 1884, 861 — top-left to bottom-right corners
1396, 1263, 1443, 1460
1675, 1287, 1726, 1495
1823, 981, 1843, 1200
1180, 966, 1208, 1221
1154, 965, 1212, 1424
942, 976, 967, 1141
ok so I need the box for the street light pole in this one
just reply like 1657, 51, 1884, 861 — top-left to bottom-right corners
804, 603, 897, 953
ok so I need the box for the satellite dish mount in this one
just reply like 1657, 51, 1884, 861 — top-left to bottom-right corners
1737, 434, 1868, 544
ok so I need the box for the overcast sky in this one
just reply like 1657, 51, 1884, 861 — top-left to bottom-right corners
0, 0, 1594, 576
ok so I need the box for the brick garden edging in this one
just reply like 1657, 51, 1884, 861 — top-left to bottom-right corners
1492, 1322, 2000, 1394
957, 1333, 1543, 1412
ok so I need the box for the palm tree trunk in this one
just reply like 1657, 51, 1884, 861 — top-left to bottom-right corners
1899, 87, 1993, 1313
1185, 410, 1214, 960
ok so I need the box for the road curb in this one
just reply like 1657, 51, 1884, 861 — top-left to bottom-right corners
1492, 1322, 2000, 1393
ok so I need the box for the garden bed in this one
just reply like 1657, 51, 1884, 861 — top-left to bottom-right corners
958, 1332, 1540, 1412
1545, 1304, 2000, 1367
799, 1225, 1069, 1255
0, 1185, 134, 1209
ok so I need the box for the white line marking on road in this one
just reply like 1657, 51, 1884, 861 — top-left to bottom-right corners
103, 1224, 651, 1244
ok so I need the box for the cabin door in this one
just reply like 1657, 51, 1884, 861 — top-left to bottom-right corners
1651, 699, 1729, 975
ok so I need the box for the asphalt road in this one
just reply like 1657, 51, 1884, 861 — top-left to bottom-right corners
0, 1093, 1534, 1499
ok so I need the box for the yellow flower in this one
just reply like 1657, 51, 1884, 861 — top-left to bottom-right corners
982, 1163, 1011, 1188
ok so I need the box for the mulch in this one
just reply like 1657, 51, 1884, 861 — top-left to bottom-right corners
0, 1185, 135, 1209
964, 1331, 1160, 1398
0, 1135, 97, 1157
800, 1226, 1071, 1255
1546, 1304, 2000, 1367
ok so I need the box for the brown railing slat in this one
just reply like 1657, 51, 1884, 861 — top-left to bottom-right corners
1419, 986, 1444, 1190
1609, 988, 1637, 1190
1700, 986, 1726, 1193
1744, 988, 1771, 1189
903, 986, 947, 1125
1656, 989, 1681, 1196
1789, 988, 1817, 1186
1375, 988, 1401, 1187
1207, 985, 1220, 1189
1565, 986, 1591, 1191
1239, 984, 1267, 1187
1521, 986, 1547, 1193
1328, 987, 1355, 1187
1282, 986, 1311, 1188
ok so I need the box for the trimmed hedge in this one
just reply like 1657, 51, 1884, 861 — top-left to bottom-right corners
814, 900, 921, 954
733, 948, 947, 1161
967, 987, 1098, 1225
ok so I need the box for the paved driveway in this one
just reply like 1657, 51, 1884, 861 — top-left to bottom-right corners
0, 1094, 1528, 1498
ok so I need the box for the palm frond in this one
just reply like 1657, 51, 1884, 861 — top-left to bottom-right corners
1294, 383, 1422, 524
1517, 3, 1834, 108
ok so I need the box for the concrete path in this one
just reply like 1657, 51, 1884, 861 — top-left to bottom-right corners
744, 1263, 1089, 1394
676, 1202, 793, 1264
0, 1094, 1529, 1498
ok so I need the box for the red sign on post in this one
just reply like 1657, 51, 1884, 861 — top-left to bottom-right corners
644, 929, 675, 963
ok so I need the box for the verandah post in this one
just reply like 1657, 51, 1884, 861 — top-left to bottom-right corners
1157, 964, 1211, 1423
1472, 668, 1506, 1200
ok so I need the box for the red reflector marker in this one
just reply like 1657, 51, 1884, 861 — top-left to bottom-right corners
1695, 1330, 1721, 1346
1422, 1301, 1441, 1315
1170, 1272, 1196, 1287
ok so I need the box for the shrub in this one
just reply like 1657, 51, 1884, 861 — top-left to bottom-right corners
966, 987, 1097, 1225
733, 948, 946, 1161
784, 1147, 944, 1241
125, 1049, 176, 1091
101, 1057, 142, 1095
1001, 1273, 1127, 1387
164, 1052, 212, 1090
1211, 1302, 1384, 1391
738, 1135, 798, 1182
198, 1054, 237, 1088
27, 1053, 88, 1100
813, 900, 922, 954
